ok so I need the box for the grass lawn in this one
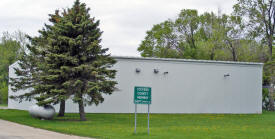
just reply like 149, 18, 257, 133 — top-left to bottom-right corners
0, 109, 275, 139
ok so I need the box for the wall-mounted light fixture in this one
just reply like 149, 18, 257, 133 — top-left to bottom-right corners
224, 73, 230, 77
154, 69, 159, 74
136, 68, 141, 73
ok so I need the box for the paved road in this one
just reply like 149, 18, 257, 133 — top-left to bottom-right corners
0, 119, 93, 139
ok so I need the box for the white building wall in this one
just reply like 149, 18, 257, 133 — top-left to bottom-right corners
8, 57, 263, 114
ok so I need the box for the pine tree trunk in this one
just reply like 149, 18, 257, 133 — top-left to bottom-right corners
78, 97, 86, 121
57, 100, 65, 117
268, 84, 275, 111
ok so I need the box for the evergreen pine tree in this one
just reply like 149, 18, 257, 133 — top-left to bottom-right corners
10, 0, 117, 121
10, 11, 68, 117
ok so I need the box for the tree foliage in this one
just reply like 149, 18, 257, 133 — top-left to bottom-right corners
234, 0, 274, 59
10, 0, 117, 120
138, 9, 267, 62
0, 31, 26, 104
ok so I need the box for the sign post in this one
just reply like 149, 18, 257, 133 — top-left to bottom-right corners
134, 103, 137, 133
134, 86, 151, 135
148, 103, 150, 134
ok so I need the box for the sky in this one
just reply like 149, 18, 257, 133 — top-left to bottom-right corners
0, 0, 236, 56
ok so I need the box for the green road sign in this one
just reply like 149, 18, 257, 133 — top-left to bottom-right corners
134, 86, 151, 104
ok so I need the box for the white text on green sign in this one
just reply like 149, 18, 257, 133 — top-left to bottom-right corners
134, 86, 151, 104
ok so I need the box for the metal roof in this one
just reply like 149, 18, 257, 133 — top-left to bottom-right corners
112, 56, 263, 66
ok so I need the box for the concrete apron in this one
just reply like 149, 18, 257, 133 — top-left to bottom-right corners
0, 119, 93, 139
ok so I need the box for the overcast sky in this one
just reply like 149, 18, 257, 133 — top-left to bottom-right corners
0, 0, 236, 56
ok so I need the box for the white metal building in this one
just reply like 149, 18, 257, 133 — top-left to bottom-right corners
8, 56, 263, 114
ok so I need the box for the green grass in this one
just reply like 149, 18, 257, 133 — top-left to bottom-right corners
0, 109, 275, 139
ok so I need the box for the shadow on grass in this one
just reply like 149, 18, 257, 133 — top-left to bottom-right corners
53, 118, 83, 122
53, 115, 87, 122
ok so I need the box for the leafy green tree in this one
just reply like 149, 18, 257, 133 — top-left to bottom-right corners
175, 9, 200, 58
138, 9, 247, 61
198, 12, 226, 60
198, 12, 247, 61
138, 20, 180, 58
138, 9, 201, 59
234, 0, 274, 59
222, 15, 244, 61
0, 31, 25, 104
11, 0, 117, 121
139, 8, 268, 62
